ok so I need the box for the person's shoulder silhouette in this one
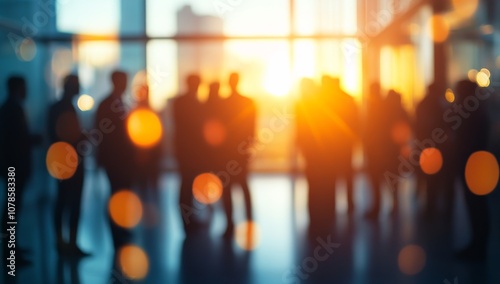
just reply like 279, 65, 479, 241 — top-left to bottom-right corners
0, 76, 32, 180
95, 70, 131, 170
48, 74, 82, 145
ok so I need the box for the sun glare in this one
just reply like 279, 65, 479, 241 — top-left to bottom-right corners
263, 57, 292, 97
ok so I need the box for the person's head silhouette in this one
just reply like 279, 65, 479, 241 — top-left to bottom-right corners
62, 74, 80, 100
208, 82, 220, 102
7, 76, 26, 102
369, 82, 381, 100
331, 77, 341, 92
300, 77, 315, 98
111, 71, 128, 97
186, 74, 201, 96
229, 72, 239, 93
321, 75, 336, 97
454, 79, 477, 104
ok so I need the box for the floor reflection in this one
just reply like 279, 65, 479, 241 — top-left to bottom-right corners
3, 170, 500, 283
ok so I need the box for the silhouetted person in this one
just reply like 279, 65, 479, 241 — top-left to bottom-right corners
296, 76, 337, 236
48, 75, 88, 256
327, 77, 359, 215
132, 84, 162, 202
181, 235, 250, 284
454, 79, 491, 260
222, 73, 256, 237
415, 83, 455, 223
95, 70, 135, 250
0, 76, 38, 269
172, 74, 206, 234
203, 82, 227, 173
364, 82, 386, 219
384, 90, 410, 215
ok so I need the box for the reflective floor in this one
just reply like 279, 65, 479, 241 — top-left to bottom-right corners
3, 168, 500, 284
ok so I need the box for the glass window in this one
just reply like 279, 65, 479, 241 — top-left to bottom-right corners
147, 0, 290, 37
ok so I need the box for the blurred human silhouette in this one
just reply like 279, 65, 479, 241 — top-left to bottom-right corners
384, 90, 411, 215
296, 76, 337, 236
48, 74, 88, 256
364, 82, 386, 219
172, 74, 206, 234
0, 76, 39, 267
131, 83, 162, 202
221, 73, 255, 238
95, 70, 135, 250
203, 81, 226, 173
454, 79, 491, 260
326, 77, 359, 215
415, 83, 455, 224
181, 235, 250, 284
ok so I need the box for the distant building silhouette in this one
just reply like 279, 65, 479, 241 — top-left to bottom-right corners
176, 5, 224, 92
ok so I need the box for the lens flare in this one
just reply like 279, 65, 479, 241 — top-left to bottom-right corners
46, 142, 78, 180
445, 88, 455, 103
476, 71, 490, 87
19, 38, 37, 61
109, 190, 143, 228
192, 173, 223, 205
398, 245, 426, 275
118, 245, 149, 280
77, 94, 95, 111
420, 147, 443, 175
465, 151, 499, 196
391, 121, 412, 145
203, 119, 227, 146
127, 108, 163, 148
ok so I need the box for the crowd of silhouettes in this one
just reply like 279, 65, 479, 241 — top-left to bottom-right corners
173, 73, 255, 237
0, 68, 497, 269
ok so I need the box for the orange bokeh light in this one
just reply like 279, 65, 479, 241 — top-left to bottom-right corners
420, 147, 443, 175
46, 142, 78, 180
235, 221, 260, 251
126, 108, 163, 148
203, 119, 227, 147
192, 173, 223, 205
118, 245, 149, 280
445, 88, 455, 103
452, 0, 479, 20
398, 245, 426, 275
109, 190, 143, 228
428, 15, 449, 43
465, 151, 499, 196
391, 121, 412, 145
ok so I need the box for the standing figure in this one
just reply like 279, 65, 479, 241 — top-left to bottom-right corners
222, 73, 256, 237
454, 79, 491, 260
95, 70, 135, 250
327, 77, 359, 215
415, 83, 455, 223
384, 90, 411, 215
296, 76, 337, 236
364, 83, 386, 219
172, 74, 206, 234
0, 76, 38, 265
131, 84, 162, 201
48, 74, 88, 255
